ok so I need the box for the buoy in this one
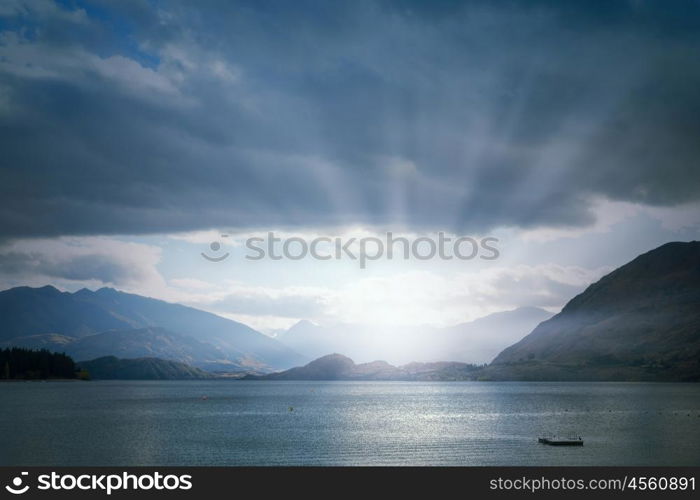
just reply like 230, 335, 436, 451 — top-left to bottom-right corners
289, 406, 294, 412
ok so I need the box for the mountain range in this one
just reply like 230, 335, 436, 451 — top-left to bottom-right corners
276, 306, 551, 365
78, 356, 213, 380
4, 327, 224, 367
246, 241, 700, 382
0, 286, 306, 371
1, 241, 698, 381
244, 353, 482, 381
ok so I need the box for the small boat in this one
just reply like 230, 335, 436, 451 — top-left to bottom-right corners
538, 436, 583, 446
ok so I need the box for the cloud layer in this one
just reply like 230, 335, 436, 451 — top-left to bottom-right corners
0, 236, 165, 291
1, 1, 699, 238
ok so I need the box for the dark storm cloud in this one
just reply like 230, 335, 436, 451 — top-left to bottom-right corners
1, 0, 699, 238
0, 249, 146, 283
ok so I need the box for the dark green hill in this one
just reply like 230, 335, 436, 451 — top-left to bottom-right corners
78, 356, 213, 380
489, 241, 700, 381
245, 353, 482, 381
0, 347, 77, 380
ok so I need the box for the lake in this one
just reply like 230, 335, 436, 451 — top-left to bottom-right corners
2, 381, 699, 466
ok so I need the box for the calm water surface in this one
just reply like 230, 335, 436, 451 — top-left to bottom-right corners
2, 381, 699, 466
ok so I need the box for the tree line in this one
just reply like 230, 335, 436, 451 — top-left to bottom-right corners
0, 347, 85, 379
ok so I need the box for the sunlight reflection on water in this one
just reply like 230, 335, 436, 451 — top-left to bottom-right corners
1, 381, 699, 466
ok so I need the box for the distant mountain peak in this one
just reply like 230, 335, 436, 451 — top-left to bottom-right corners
290, 319, 319, 329
277, 307, 553, 365
33, 284, 62, 295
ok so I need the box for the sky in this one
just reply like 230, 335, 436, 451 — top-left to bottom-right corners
0, 0, 699, 333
